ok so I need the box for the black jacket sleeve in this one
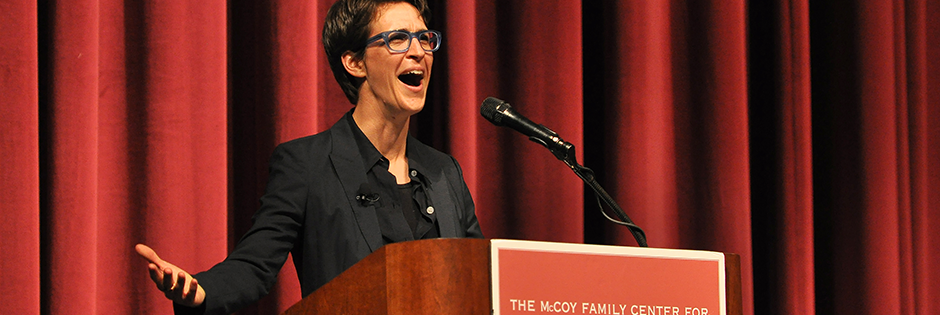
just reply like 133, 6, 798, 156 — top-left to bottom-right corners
183, 143, 308, 315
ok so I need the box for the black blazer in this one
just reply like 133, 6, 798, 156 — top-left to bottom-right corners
188, 112, 484, 314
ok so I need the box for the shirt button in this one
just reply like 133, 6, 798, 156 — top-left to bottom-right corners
410, 170, 417, 177
426, 206, 434, 214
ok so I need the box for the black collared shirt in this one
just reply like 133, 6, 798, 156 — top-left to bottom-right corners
347, 113, 440, 243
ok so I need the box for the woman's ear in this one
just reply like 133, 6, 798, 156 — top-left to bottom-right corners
341, 51, 367, 78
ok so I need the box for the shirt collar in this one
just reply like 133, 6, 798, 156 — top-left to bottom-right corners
345, 110, 385, 172
345, 109, 430, 180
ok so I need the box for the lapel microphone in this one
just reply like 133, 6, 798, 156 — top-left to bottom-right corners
356, 183, 380, 206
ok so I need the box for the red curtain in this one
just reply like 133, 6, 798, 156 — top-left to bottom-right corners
1, 1, 40, 315
806, 0, 940, 314
2, 0, 940, 314
748, 0, 815, 314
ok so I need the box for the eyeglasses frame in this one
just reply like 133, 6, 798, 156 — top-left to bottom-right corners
364, 30, 442, 53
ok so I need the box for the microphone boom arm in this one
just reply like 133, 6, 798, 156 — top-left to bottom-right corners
559, 146, 649, 247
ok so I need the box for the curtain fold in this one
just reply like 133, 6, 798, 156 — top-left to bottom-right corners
4, 0, 940, 314
0, 2, 40, 315
748, 0, 815, 314
906, 0, 939, 313
776, 0, 815, 313
43, 0, 100, 313
922, 3, 940, 313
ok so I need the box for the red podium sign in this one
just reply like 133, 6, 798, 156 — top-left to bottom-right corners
491, 240, 726, 315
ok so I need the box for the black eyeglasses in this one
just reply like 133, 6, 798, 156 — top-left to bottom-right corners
364, 30, 442, 53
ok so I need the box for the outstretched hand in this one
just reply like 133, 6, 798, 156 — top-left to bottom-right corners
135, 244, 206, 307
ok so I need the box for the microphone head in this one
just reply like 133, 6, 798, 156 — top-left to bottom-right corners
481, 97, 510, 126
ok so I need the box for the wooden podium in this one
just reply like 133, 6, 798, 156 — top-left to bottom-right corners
282, 239, 742, 315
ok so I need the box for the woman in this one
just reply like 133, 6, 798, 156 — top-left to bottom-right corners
136, 0, 483, 313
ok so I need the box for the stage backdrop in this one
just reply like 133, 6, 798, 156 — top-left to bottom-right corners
2, 0, 939, 314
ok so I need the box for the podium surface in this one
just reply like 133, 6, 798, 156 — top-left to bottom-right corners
282, 239, 742, 315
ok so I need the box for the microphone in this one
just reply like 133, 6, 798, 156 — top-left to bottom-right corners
356, 183, 380, 207
480, 97, 574, 161
480, 96, 649, 247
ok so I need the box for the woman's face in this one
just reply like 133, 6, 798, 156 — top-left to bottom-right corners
356, 2, 433, 116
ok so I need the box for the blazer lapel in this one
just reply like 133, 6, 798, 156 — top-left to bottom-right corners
329, 117, 383, 252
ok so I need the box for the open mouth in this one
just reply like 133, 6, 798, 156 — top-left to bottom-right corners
398, 70, 424, 87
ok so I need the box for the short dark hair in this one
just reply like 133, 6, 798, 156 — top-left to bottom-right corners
323, 0, 431, 104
